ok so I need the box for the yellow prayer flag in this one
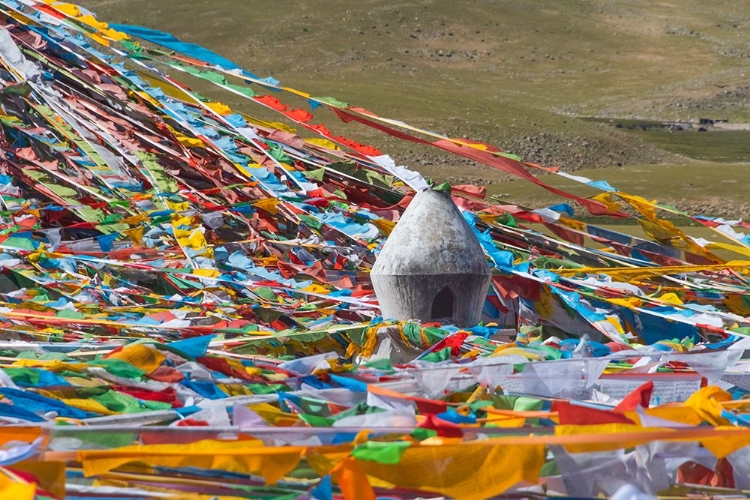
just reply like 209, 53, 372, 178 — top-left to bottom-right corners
372, 218, 396, 236
657, 292, 683, 305
76, 15, 128, 41
555, 423, 672, 453
121, 213, 149, 225
166, 201, 191, 212
106, 344, 166, 374
700, 427, 750, 458
38, 393, 114, 415
625, 406, 702, 427
205, 101, 233, 116
616, 192, 658, 221
46, 2, 79, 14
282, 87, 311, 98
12, 359, 87, 373
0, 468, 36, 500
724, 294, 750, 315
358, 442, 545, 500
123, 226, 144, 246
608, 297, 643, 308
242, 116, 297, 134
683, 385, 731, 427
193, 268, 221, 278
558, 216, 586, 231
253, 198, 281, 215
708, 242, 750, 258
592, 192, 622, 213
79, 439, 303, 484
301, 284, 330, 294
11, 460, 65, 500
304, 138, 341, 150
247, 402, 299, 426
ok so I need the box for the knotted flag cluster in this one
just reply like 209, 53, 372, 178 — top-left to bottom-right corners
0, 1, 748, 498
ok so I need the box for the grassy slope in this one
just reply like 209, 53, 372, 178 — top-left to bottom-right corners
491, 162, 750, 215
79, 0, 750, 216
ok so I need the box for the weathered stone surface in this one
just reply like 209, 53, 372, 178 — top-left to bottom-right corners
371, 189, 491, 327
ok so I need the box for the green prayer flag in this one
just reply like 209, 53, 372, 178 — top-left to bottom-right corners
298, 214, 323, 231
311, 96, 349, 108
420, 346, 451, 363
352, 441, 412, 464
90, 359, 146, 380
254, 287, 277, 301
304, 167, 326, 181
499, 152, 523, 161
410, 428, 437, 441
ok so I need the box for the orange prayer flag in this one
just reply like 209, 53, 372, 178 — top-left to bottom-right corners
332, 456, 376, 500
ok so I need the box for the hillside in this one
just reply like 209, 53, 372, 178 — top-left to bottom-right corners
79, 0, 750, 216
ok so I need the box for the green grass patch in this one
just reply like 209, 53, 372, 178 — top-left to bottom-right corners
488, 161, 750, 213
631, 130, 750, 163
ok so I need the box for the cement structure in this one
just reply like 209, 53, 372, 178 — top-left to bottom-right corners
371, 189, 492, 327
